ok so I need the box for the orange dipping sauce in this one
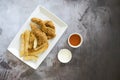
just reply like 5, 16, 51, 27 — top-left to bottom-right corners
69, 34, 81, 46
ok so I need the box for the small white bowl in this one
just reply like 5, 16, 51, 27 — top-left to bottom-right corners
58, 49, 72, 63
68, 33, 83, 48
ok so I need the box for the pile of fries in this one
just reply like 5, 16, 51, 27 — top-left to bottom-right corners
20, 18, 56, 61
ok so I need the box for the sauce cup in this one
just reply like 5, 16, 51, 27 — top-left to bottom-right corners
57, 49, 72, 63
68, 33, 83, 48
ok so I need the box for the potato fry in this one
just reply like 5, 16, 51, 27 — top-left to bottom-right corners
24, 30, 30, 56
29, 32, 35, 49
23, 56, 38, 61
29, 43, 48, 56
20, 33, 25, 57
33, 37, 37, 49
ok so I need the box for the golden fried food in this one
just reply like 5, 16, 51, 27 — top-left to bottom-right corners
20, 33, 25, 57
30, 22, 49, 56
31, 18, 46, 31
19, 17, 56, 61
33, 37, 37, 49
28, 32, 35, 50
31, 18, 56, 39
30, 22, 48, 46
29, 42, 48, 56
23, 56, 38, 61
44, 20, 56, 39
44, 20, 55, 29
45, 27, 56, 39
20, 24, 49, 61
24, 30, 30, 56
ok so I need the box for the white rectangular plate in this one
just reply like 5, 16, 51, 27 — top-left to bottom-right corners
7, 5, 68, 69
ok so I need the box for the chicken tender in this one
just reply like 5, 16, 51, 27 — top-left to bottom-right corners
30, 22, 48, 56
30, 22, 48, 46
29, 32, 35, 50
44, 20, 55, 29
31, 18, 56, 39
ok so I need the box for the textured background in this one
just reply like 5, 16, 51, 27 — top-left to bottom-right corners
0, 0, 120, 80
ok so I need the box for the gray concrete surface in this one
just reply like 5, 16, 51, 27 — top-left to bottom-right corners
0, 0, 120, 80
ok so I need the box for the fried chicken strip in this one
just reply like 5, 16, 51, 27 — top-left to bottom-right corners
29, 22, 48, 56
30, 22, 48, 46
31, 18, 56, 39
44, 20, 55, 29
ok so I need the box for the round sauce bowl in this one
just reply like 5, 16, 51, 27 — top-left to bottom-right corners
68, 33, 83, 48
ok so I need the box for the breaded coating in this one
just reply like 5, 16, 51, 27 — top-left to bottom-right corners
30, 22, 48, 56
44, 20, 55, 29
30, 22, 48, 46
31, 18, 56, 39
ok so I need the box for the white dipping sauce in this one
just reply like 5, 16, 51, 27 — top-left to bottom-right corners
58, 49, 72, 63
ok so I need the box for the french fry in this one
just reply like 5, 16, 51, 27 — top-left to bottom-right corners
20, 33, 25, 57
23, 56, 38, 61
33, 37, 37, 49
29, 32, 35, 49
30, 43, 48, 56
24, 30, 30, 56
